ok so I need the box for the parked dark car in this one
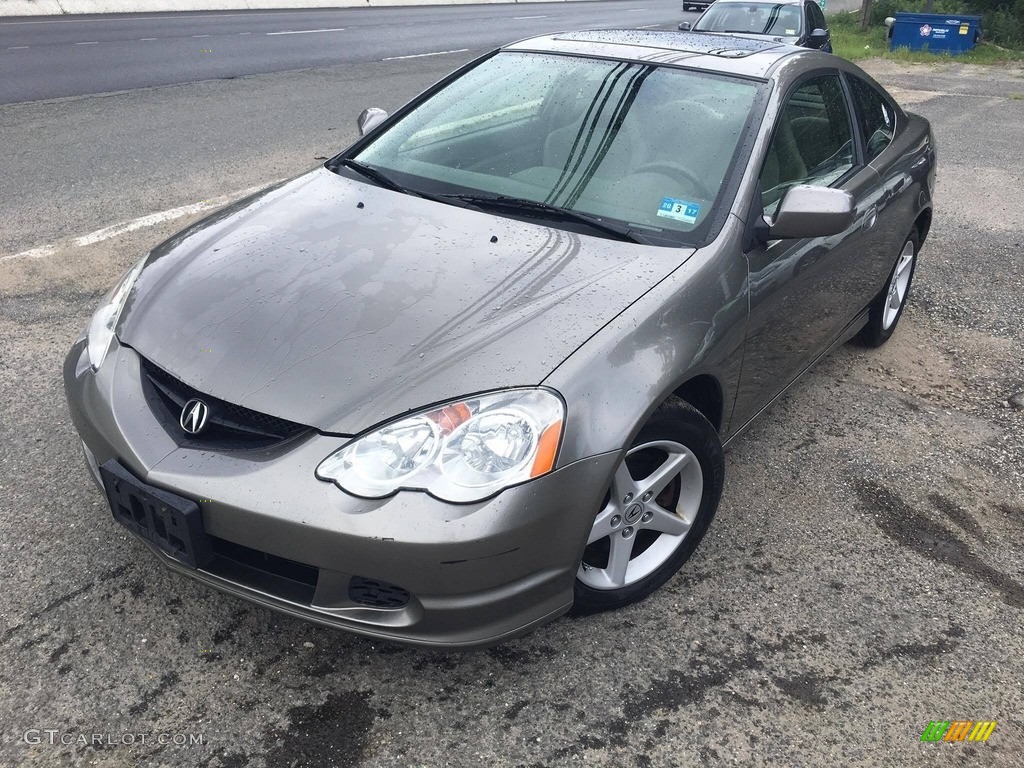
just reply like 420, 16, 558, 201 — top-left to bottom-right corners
65, 30, 934, 648
680, 0, 832, 52
682, 0, 716, 12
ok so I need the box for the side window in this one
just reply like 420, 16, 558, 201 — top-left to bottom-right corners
848, 75, 896, 162
759, 74, 855, 215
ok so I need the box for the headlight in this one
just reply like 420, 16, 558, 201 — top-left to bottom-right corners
316, 389, 564, 503
85, 258, 145, 371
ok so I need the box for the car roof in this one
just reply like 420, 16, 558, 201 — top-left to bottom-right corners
502, 29, 811, 80
710, 0, 807, 6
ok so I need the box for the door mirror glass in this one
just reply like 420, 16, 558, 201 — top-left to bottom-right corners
357, 107, 388, 136
768, 185, 855, 239
678, 21, 692, 31
808, 28, 829, 47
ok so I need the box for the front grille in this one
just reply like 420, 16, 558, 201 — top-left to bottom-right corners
140, 357, 311, 449
348, 576, 411, 609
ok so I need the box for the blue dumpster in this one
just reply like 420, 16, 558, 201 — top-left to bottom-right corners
889, 12, 982, 54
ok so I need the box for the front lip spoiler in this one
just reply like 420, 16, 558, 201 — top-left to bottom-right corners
141, 539, 572, 650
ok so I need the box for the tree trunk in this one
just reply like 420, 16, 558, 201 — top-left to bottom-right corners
860, 0, 874, 30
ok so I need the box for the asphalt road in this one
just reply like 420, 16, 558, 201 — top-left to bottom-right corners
0, 0, 862, 105
1, 4, 1022, 767
0, 0, 683, 104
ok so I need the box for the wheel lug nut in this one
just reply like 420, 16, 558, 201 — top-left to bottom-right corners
624, 493, 633, 503
641, 511, 653, 523
622, 526, 634, 538
642, 491, 653, 502
611, 515, 622, 528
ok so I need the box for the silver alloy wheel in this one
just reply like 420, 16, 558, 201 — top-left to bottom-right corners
882, 240, 915, 330
577, 440, 703, 591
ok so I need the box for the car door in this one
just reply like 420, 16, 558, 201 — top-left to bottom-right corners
732, 72, 880, 428
845, 73, 913, 293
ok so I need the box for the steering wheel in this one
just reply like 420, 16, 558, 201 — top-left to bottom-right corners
632, 160, 714, 200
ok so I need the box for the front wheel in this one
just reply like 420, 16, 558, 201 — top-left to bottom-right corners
573, 397, 724, 615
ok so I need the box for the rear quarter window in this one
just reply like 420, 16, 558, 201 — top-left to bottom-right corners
848, 75, 896, 162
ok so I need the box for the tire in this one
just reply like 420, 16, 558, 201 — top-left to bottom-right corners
858, 230, 919, 347
572, 396, 725, 615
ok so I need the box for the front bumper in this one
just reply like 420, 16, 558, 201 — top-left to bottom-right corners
64, 339, 618, 648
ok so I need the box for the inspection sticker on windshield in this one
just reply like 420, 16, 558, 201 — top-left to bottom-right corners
657, 197, 701, 224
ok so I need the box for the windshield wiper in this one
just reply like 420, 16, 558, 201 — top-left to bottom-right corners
331, 157, 409, 192
330, 158, 456, 206
450, 194, 645, 243
329, 164, 645, 242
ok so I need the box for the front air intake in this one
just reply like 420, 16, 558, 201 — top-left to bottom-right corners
348, 576, 411, 609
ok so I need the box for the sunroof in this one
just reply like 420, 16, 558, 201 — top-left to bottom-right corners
552, 29, 783, 57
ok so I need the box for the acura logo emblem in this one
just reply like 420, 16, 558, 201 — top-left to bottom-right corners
180, 399, 210, 435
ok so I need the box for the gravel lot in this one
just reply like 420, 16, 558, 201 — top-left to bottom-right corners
1, 57, 1022, 767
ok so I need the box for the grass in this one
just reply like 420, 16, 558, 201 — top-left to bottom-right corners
828, 12, 1024, 63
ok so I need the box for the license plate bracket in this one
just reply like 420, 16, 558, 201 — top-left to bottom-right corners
99, 459, 213, 569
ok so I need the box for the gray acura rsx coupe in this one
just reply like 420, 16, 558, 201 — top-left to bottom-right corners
64, 30, 935, 648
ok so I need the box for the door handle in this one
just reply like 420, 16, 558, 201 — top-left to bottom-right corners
863, 205, 878, 231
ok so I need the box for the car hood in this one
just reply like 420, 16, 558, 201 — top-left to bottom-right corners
119, 168, 692, 435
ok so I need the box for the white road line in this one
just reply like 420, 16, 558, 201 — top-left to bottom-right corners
514, 15, 548, 19
75, 41, 99, 45
238, 32, 252, 35
139, 37, 157, 41
266, 28, 346, 36
1, 246, 55, 263
6, 45, 29, 50
637, 24, 662, 28
382, 48, 468, 61
1, 183, 274, 264
192, 34, 211, 38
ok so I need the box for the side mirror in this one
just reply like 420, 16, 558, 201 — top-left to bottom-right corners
808, 28, 829, 48
357, 107, 388, 137
768, 185, 855, 240
678, 21, 692, 31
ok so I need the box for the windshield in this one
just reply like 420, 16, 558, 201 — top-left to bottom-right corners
345, 52, 761, 244
695, 4, 803, 36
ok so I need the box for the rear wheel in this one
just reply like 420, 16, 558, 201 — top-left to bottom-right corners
858, 230, 918, 347
573, 397, 724, 614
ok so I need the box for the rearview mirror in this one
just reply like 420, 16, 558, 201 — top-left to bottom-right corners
357, 107, 388, 136
678, 21, 692, 31
768, 185, 855, 240
808, 28, 829, 48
